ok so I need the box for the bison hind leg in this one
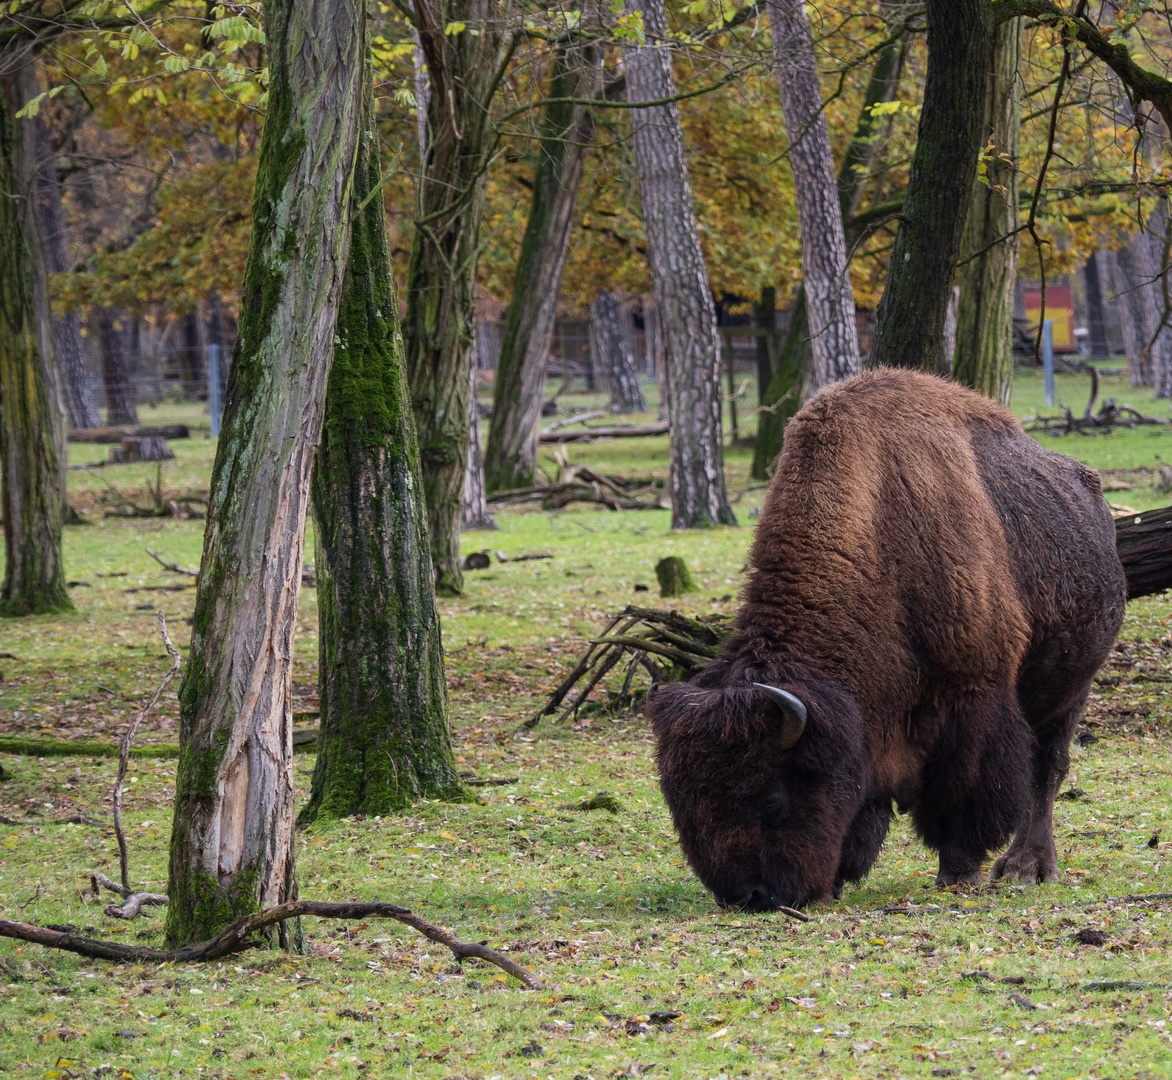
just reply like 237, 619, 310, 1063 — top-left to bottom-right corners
913, 689, 1032, 888
834, 798, 893, 898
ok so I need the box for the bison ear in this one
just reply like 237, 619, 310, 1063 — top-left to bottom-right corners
752, 683, 807, 749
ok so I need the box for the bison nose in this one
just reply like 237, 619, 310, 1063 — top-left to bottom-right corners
731, 884, 777, 912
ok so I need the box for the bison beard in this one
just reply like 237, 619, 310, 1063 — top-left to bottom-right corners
649, 369, 1126, 911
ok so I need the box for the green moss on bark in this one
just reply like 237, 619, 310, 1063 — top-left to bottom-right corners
299, 57, 469, 825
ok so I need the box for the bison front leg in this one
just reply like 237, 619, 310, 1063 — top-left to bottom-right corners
991, 695, 1086, 884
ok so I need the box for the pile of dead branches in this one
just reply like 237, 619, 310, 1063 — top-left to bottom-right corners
527, 605, 730, 727
1025, 368, 1169, 436
489, 448, 667, 511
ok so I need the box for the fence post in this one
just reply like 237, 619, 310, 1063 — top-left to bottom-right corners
208, 343, 222, 436
1042, 319, 1054, 407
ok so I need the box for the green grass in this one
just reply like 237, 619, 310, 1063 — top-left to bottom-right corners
1, 374, 1171, 1079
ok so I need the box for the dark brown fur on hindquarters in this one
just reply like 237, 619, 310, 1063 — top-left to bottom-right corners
649, 369, 1126, 911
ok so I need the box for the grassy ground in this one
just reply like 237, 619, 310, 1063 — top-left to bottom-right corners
1, 372, 1172, 1079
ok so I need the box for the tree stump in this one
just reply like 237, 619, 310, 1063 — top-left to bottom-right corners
109, 436, 174, 464
656, 556, 696, 597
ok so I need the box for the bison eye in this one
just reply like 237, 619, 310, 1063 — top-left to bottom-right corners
759, 781, 791, 828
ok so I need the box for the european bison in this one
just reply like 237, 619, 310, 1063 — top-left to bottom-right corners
650, 369, 1126, 911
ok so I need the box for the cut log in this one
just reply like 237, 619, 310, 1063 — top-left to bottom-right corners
70, 425, 190, 444
1115, 506, 1172, 599
538, 422, 668, 444
108, 436, 174, 464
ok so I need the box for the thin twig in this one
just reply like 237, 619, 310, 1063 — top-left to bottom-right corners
145, 548, 199, 577
106, 613, 181, 917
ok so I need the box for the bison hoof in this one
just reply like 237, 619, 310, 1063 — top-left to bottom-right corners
935, 868, 983, 889
991, 849, 1059, 885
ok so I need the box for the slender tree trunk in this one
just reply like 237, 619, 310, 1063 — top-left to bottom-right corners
623, 0, 734, 528
952, 17, 1021, 404
871, 0, 994, 372
405, 1, 516, 595
751, 288, 811, 481
1110, 245, 1148, 386
591, 292, 646, 414
1143, 198, 1172, 397
768, 0, 859, 390
300, 56, 467, 824
753, 286, 775, 408
1112, 222, 1166, 388
484, 16, 602, 492
461, 354, 495, 529
0, 61, 72, 617
33, 112, 99, 430
1084, 251, 1110, 358
164, 0, 364, 948
97, 309, 138, 425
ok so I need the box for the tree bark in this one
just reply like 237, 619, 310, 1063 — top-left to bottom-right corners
484, 16, 602, 492
591, 292, 646, 414
768, 0, 859, 390
405, 0, 516, 595
461, 356, 495, 530
1111, 222, 1166, 389
97, 309, 138, 426
871, 0, 994, 372
0, 60, 72, 617
751, 288, 811, 481
164, 0, 364, 948
33, 110, 99, 430
1084, 251, 1110, 359
951, 17, 1021, 404
623, 0, 734, 528
300, 56, 467, 824
753, 286, 775, 407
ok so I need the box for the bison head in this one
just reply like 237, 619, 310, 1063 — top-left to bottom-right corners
648, 674, 873, 911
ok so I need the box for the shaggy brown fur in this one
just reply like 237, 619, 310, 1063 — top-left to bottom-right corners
650, 369, 1126, 911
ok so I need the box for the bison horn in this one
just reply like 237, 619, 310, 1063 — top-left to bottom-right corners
752, 683, 807, 748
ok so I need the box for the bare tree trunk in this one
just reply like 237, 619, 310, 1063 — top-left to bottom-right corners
0, 58, 72, 617
405, 0, 517, 595
939, 285, 959, 375
484, 12, 602, 492
871, 0, 993, 372
97, 309, 138, 425
952, 17, 1021, 404
1112, 230, 1162, 388
33, 110, 98, 430
1084, 251, 1111, 359
623, 0, 734, 528
1141, 198, 1172, 397
591, 292, 646, 414
768, 0, 859, 390
164, 0, 364, 949
462, 352, 495, 530
301, 55, 468, 823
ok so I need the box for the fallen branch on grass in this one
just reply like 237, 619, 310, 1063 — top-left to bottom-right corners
146, 548, 199, 576
0, 813, 107, 827
101, 612, 182, 919
540, 410, 607, 433
489, 459, 667, 512
1024, 368, 1169, 436
0, 901, 541, 986
538, 421, 668, 444
143, 548, 315, 587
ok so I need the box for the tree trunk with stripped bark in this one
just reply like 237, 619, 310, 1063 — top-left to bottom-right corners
768, 0, 859, 390
871, 0, 993, 372
623, 0, 734, 528
164, 0, 364, 949
484, 12, 602, 492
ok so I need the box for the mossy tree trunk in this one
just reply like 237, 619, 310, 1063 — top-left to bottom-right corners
871, 0, 993, 372
164, 0, 364, 949
483, 13, 602, 493
768, 0, 859, 390
750, 287, 810, 481
299, 55, 468, 825
34, 109, 100, 430
952, 17, 1021, 404
623, 0, 735, 529
0, 62, 72, 617
405, 0, 517, 595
